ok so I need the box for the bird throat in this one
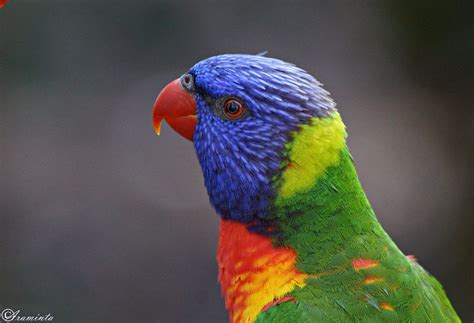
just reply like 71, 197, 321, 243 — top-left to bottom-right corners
216, 113, 353, 322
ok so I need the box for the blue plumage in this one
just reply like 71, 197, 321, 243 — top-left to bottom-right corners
189, 54, 335, 222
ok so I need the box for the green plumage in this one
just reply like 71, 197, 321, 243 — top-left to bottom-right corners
153, 53, 460, 322
256, 146, 459, 322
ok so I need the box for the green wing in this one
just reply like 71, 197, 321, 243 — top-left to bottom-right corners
256, 301, 324, 323
266, 146, 460, 322
256, 259, 459, 322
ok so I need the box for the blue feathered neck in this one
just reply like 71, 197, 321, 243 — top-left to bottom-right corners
189, 54, 335, 222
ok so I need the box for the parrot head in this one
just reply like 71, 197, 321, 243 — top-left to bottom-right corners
153, 54, 335, 222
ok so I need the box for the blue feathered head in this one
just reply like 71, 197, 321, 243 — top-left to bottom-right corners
153, 54, 335, 222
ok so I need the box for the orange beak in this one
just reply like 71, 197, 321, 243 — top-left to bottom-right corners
153, 79, 197, 141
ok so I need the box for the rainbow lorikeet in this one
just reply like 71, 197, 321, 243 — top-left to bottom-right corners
152, 54, 459, 322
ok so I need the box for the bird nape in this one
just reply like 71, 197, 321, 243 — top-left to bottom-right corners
152, 54, 459, 323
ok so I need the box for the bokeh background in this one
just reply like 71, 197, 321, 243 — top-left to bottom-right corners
1, 1, 472, 322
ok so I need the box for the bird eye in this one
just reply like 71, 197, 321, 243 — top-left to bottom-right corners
180, 73, 194, 91
223, 98, 245, 119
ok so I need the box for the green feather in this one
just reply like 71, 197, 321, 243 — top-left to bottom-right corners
257, 114, 459, 322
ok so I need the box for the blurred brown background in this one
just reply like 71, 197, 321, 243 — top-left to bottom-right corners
0, 1, 472, 322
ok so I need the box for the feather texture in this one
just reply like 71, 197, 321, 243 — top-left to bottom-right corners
160, 54, 460, 322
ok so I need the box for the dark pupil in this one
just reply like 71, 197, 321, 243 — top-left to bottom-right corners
184, 76, 190, 84
226, 101, 239, 114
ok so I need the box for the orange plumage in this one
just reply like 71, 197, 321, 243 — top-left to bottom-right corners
217, 220, 307, 323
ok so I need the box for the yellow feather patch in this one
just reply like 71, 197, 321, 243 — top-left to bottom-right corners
380, 302, 395, 311
363, 276, 384, 285
240, 256, 308, 322
279, 112, 346, 198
